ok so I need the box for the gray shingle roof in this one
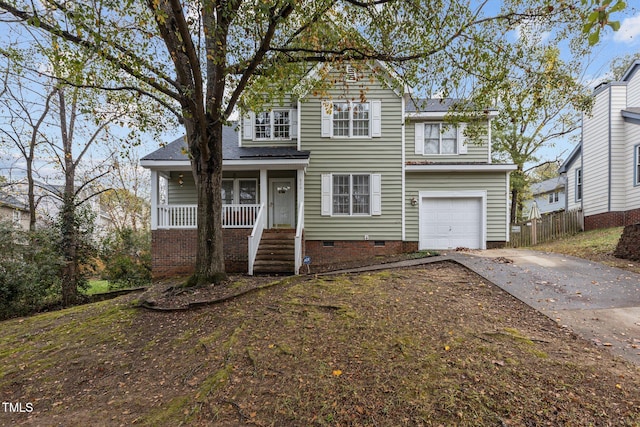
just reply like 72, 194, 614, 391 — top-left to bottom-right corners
142, 124, 310, 162
0, 191, 28, 210
530, 176, 566, 195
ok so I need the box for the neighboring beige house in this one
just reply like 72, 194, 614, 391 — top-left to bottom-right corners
574, 59, 640, 230
141, 61, 516, 276
0, 191, 29, 229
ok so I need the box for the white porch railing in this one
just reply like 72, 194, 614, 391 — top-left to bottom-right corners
248, 203, 266, 275
294, 202, 304, 275
156, 204, 261, 229
157, 204, 197, 228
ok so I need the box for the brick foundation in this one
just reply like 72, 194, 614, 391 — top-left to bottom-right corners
152, 231, 509, 277
304, 240, 417, 269
614, 223, 640, 262
584, 208, 640, 231
151, 228, 251, 278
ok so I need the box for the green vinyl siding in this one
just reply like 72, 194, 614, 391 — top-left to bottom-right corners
405, 120, 490, 163
167, 172, 197, 205
167, 171, 261, 205
301, 65, 403, 240
404, 172, 509, 242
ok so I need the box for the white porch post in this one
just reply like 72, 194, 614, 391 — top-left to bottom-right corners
150, 170, 159, 230
297, 168, 305, 208
260, 169, 268, 226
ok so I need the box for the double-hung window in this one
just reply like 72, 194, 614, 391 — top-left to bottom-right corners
332, 102, 370, 137
321, 100, 381, 138
321, 173, 382, 216
244, 109, 294, 141
575, 168, 583, 202
415, 122, 466, 155
424, 123, 457, 155
332, 174, 370, 215
548, 192, 559, 203
12, 210, 21, 225
254, 110, 290, 140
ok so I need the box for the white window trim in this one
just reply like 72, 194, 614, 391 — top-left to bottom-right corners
321, 173, 382, 216
575, 168, 583, 202
222, 178, 258, 204
243, 109, 297, 141
635, 145, 640, 187
414, 122, 467, 155
321, 100, 382, 138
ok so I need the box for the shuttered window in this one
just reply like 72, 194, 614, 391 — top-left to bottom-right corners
321, 101, 381, 138
321, 173, 382, 216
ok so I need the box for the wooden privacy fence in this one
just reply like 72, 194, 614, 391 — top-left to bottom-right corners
509, 209, 584, 248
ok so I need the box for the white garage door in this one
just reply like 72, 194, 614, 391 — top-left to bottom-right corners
420, 197, 483, 250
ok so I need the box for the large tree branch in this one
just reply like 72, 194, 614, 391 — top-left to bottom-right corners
0, 0, 183, 102
224, 2, 295, 120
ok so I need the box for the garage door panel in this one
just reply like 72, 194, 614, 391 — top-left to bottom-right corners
419, 197, 483, 250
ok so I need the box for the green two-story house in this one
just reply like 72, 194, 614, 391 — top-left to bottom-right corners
141, 61, 515, 277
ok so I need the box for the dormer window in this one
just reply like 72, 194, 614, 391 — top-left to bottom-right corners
255, 110, 289, 139
243, 109, 297, 141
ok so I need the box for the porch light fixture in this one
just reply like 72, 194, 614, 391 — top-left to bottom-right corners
411, 197, 418, 206
178, 174, 184, 186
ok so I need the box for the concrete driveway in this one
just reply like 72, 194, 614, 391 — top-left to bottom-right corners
450, 249, 640, 365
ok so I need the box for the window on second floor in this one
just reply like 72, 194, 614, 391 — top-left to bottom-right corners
321, 100, 382, 138
635, 145, 640, 186
414, 122, 467, 155
548, 192, 559, 203
243, 109, 296, 141
255, 110, 290, 140
424, 123, 457, 155
575, 168, 583, 202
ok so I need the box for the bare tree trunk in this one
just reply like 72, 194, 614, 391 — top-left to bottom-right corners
58, 87, 80, 305
511, 187, 518, 224
26, 156, 36, 231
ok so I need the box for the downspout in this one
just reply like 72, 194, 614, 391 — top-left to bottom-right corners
401, 96, 406, 241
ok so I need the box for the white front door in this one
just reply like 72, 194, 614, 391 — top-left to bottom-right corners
269, 178, 295, 228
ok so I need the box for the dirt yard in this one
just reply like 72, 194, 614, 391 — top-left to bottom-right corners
1, 261, 639, 426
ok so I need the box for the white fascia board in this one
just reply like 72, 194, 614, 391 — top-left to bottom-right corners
223, 159, 309, 170
141, 158, 310, 171
140, 160, 191, 171
405, 164, 517, 172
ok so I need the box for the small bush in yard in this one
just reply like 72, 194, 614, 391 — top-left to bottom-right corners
100, 228, 151, 289
0, 221, 64, 320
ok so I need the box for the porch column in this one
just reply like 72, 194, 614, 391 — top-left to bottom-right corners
297, 168, 305, 208
260, 168, 268, 213
150, 170, 158, 230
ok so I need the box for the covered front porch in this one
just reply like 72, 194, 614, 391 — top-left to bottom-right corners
148, 163, 307, 276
